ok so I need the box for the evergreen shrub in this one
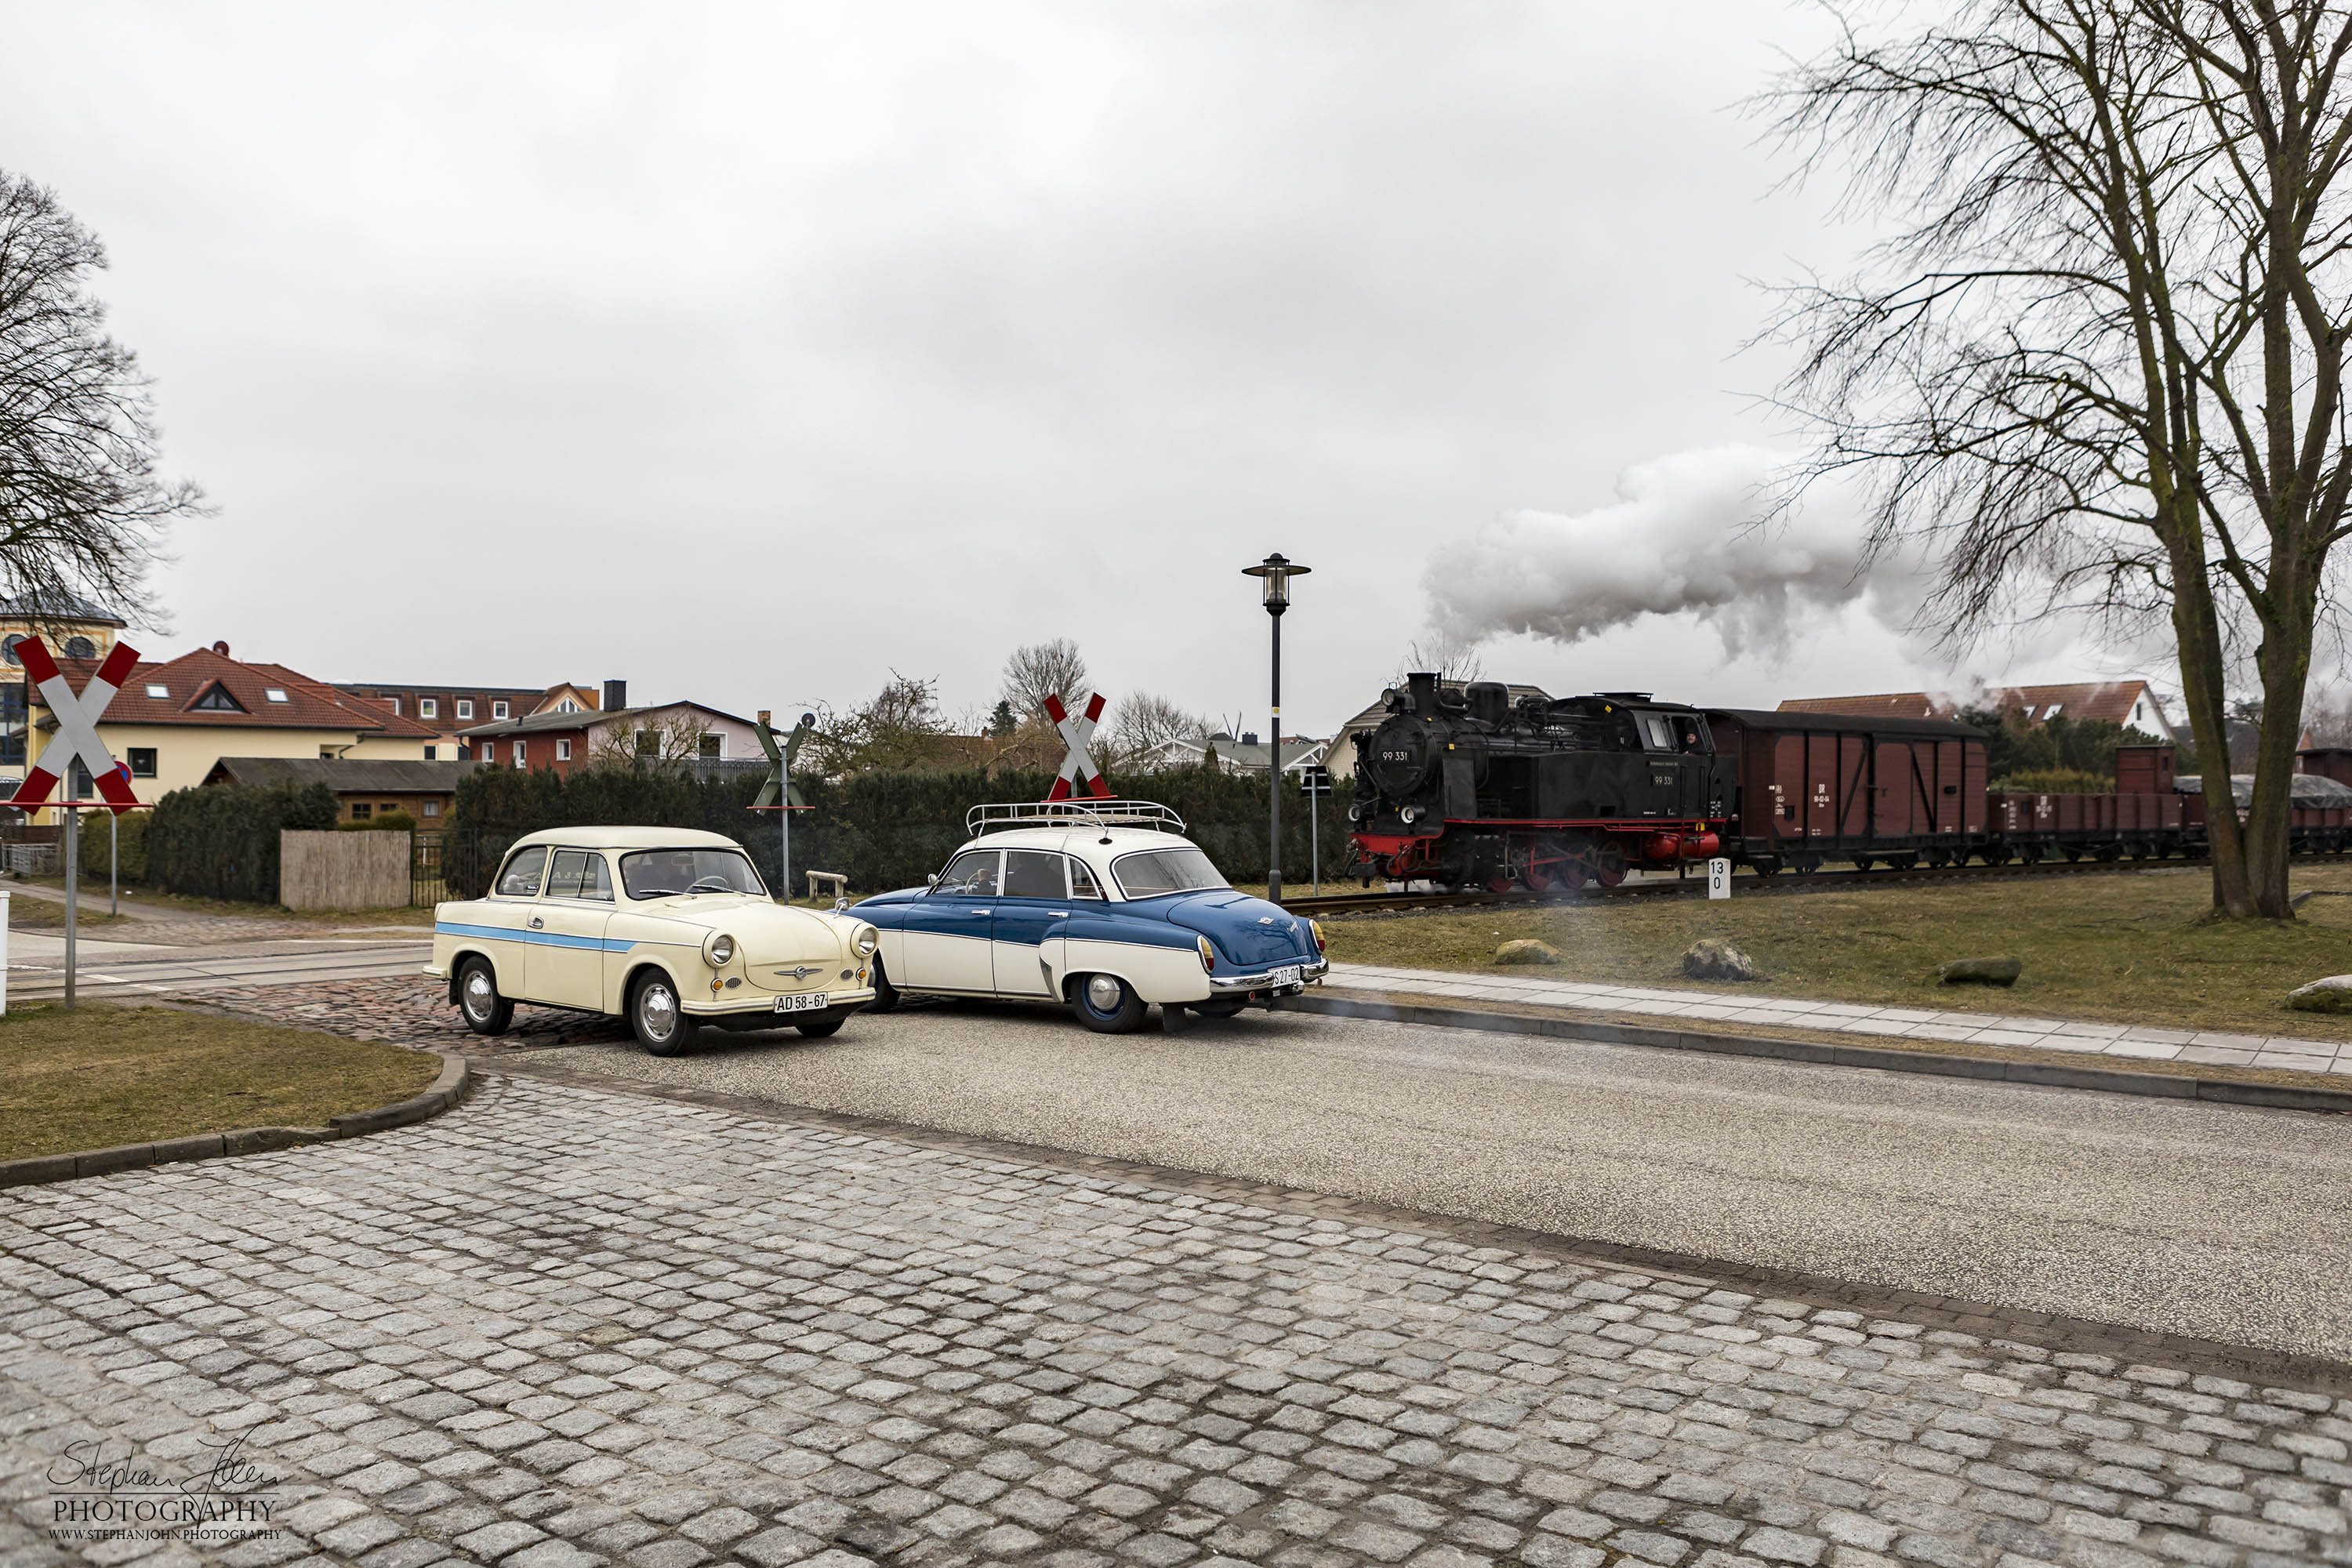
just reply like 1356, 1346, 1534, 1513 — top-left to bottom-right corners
147, 782, 338, 903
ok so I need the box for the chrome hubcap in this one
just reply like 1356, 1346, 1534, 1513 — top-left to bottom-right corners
641, 985, 677, 1040
1085, 975, 1123, 1011
464, 971, 492, 1014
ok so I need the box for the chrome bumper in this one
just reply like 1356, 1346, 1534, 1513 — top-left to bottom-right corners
1210, 958, 1329, 993
687, 986, 878, 1017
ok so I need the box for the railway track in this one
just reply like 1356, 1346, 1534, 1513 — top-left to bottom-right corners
1279, 847, 2349, 916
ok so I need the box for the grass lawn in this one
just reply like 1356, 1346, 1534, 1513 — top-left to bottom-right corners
1324, 861, 2352, 1041
4, 895, 132, 929
0, 1004, 442, 1162
10, 877, 432, 925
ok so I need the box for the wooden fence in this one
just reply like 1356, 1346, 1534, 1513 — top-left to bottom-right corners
280, 830, 412, 910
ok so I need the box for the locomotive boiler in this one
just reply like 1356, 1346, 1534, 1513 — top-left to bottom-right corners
1348, 673, 1736, 889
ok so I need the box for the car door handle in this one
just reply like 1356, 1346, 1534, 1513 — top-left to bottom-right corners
971, 909, 992, 915
528, 917, 544, 930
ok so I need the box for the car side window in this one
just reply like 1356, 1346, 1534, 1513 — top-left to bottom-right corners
546, 850, 612, 902
934, 849, 1000, 897
495, 845, 549, 898
1003, 850, 1065, 899
1068, 858, 1104, 900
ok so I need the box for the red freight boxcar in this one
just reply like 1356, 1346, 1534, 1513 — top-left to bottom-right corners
1704, 709, 1987, 873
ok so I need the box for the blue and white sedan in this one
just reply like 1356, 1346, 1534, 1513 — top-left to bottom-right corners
855, 802, 1329, 1032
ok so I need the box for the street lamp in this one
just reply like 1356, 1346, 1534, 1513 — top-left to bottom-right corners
1241, 552, 1309, 902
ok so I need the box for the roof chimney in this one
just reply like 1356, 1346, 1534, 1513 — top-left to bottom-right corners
603, 679, 626, 712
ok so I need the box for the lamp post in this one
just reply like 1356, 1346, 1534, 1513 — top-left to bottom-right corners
1241, 552, 1308, 902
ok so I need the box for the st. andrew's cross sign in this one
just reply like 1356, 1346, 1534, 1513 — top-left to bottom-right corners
1044, 691, 1111, 800
9, 636, 140, 815
751, 714, 816, 811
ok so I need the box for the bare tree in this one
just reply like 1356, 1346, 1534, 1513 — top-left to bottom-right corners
808, 671, 961, 774
1102, 691, 1212, 763
1763, 1, 2352, 918
589, 709, 714, 767
1000, 638, 1089, 720
1389, 629, 1486, 688
0, 171, 201, 626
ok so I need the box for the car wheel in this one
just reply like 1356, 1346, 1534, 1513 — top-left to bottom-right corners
795, 1018, 844, 1038
1072, 972, 1147, 1033
630, 971, 699, 1057
869, 954, 899, 1013
457, 957, 514, 1036
1192, 997, 1247, 1019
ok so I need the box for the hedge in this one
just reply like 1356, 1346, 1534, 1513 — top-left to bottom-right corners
439, 762, 1355, 900
76, 809, 151, 884
146, 782, 339, 902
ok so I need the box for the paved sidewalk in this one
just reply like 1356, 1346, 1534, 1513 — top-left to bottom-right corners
1326, 964, 2352, 1076
5, 1073, 2350, 1568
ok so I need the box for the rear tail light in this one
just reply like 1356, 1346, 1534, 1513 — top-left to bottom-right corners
1310, 919, 1327, 955
1197, 936, 1215, 974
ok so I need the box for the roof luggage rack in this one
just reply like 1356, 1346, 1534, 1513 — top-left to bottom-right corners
966, 800, 1188, 836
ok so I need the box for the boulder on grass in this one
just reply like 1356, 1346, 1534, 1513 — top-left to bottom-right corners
2287, 975, 2352, 1013
1940, 956, 2024, 986
1494, 938, 1562, 965
1682, 938, 1756, 982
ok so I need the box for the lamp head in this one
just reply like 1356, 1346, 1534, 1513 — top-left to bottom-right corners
1242, 551, 1309, 613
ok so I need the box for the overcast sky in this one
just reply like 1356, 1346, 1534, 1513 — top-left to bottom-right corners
0, 1, 2153, 735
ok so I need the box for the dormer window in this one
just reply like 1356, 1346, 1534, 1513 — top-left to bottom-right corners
191, 683, 245, 712
144, 684, 169, 699
419, 698, 437, 719
263, 688, 289, 703
456, 699, 474, 720
492, 700, 510, 719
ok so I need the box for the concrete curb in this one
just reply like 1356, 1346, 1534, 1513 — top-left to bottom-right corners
0, 1050, 470, 1190
1280, 993, 2352, 1114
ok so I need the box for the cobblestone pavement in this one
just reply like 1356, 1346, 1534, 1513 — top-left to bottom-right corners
1323, 967, 2352, 1079
178, 976, 630, 1049
5, 1073, 2350, 1568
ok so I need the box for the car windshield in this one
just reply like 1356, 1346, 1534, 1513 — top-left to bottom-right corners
619, 848, 768, 900
1110, 846, 1227, 899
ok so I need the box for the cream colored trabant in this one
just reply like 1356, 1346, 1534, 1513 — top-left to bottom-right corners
426, 826, 879, 1055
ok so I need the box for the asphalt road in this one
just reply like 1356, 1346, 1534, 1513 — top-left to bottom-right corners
501, 996, 2352, 1363
5, 932, 430, 1002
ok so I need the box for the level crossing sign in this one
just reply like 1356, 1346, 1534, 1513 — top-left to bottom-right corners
752, 714, 816, 811
1043, 691, 1111, 800
9, 637, 140, 815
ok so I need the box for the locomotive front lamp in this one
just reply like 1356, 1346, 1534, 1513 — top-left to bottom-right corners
1240, 553, 1310, 903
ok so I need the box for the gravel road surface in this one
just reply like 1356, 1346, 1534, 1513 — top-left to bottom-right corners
496, 997, 2352, 1363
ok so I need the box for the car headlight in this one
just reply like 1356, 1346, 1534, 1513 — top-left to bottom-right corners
705, 933, 736, 966
1198, 935, 1215, 975
851, 925, 879, 959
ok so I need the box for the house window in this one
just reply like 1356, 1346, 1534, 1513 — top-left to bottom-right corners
423, 800, 441, 817
456, 699, 474, 720
351, 802, 372, 819
387, 697, 401, 715
492, 701, 510, 719
556, 739, 572, 761
2043, 702, 2063, 719
419, 698, 437, 719
67, 760, 91, 798
191, 683, 245, 712
63, 637, 94, 659
557, 698, 579, 713
320, 746, 336, 759
128, 748, 156, 779
423, 744, 437, 760
636, 730, 659, 757
381, 802, 401, 815
1, 635, 20, 666
699, 735, 723, 760
513, 739, 526, 766
143, 684, 169, 699
263, 688, 289, 703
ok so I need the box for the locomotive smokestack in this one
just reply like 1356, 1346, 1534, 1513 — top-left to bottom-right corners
1406, 671, 1441, 716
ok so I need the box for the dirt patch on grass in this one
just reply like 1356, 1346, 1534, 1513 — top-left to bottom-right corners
0, 1004, 442, 1161
1325, 862, 2352, 1041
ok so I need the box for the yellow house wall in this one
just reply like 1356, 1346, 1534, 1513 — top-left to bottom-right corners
24, 724, 363, 822
345, 736, 436, 761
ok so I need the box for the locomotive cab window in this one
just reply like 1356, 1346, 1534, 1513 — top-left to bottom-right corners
1637, 713, 1677, 750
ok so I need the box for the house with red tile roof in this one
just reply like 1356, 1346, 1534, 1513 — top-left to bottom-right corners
1777, 680, 2177, 740
15, 641, 443, 823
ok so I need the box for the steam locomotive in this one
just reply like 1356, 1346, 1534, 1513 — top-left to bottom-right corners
1347, 672, 2352, 889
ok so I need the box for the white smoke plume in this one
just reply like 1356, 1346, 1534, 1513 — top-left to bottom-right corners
1423, 445, 1925, 661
